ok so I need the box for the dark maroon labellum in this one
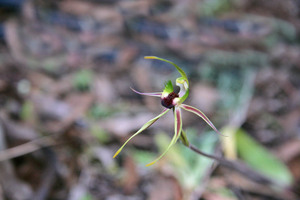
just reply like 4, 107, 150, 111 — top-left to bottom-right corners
161, 92, 179, 109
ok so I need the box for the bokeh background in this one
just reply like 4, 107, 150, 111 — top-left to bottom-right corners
0, 0, 300, 199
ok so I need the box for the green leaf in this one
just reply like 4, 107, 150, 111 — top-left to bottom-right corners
132, 149, 156, 165
220, 126, 237, 160
198, 0, 232, 16
80, 193, 93, 200
236, 129, 293, 187
179, 130, 218, 190
154, 129, 218, 191
154, 133, 187, 168
21, 100, 35, 121
90, 124, 110, 143
163, 80, 174, 94
72, 69, 93, 91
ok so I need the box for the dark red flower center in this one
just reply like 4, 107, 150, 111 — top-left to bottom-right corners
161, 92, 179, 109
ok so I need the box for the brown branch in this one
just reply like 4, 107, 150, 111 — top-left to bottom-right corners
0, 137, 55, 162
187, 144, 276, 186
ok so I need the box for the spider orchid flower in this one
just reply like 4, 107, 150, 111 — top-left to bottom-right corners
113, 56, 222, 166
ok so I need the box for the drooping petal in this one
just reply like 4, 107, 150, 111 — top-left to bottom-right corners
146, 106, 182, 166
113, 108, 170, 158
130, 87, 162, 97
180, 104, 223, 136
174, 107, 183, 141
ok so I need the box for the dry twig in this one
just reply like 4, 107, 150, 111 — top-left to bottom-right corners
0, 136, 55, 162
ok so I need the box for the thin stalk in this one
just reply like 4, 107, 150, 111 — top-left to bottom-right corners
187, 144, 276, 186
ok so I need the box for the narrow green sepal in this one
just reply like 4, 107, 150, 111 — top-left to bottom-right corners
144, 56, 189, 87
145, 107, 182, 166
113, 108, 170, 158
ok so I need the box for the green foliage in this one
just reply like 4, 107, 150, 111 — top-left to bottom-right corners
90, 124, 110, 143
200, 51, 258, 121
21, 100, 35, 121
79, 193, 93, 200
41, 56, 65, 73
236, 129, 293, 187
72, 69, 93, 91
198, 0, 233, 16
200, 50, 267, 111
154, 132, 187, 168
88, 104, 114, 119
273, 19, 297, 42
204, 50, 268, 70
132, 150, 156, 166
263, 18, 297, 47
154, 129, 218, 190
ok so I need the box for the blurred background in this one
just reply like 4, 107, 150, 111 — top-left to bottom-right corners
0, 0, 300, 199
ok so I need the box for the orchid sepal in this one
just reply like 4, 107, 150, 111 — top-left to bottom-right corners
130, 87, 162, 97
113, 108, 170, 158
144, 56, 189, 87
180, 104, 224, 136
145, 106, 182, 166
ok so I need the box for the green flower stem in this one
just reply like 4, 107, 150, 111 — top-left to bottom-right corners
179, 129, 189, 147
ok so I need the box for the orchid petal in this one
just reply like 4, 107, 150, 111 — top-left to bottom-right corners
146, 107, 182, 166
113, 108, 170, 158
181, 104, 224, 136
144, 56, 189, 87
130, 87, 162, 97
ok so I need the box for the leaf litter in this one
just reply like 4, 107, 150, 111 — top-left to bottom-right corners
0, 0, 300, 199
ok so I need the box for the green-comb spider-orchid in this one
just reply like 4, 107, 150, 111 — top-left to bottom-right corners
113, 56, 222, 166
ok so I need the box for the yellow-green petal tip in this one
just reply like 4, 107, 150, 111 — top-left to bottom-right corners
145, 161, 156, 167
113, 149, 122, 158
144, 56, 156, 59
